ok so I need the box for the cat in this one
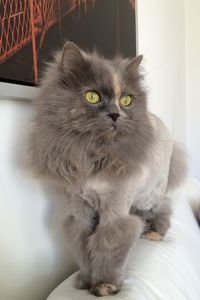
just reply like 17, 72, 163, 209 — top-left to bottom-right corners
29, 42, 187, 297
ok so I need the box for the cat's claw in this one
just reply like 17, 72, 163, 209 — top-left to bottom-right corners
90, 283, 119, 297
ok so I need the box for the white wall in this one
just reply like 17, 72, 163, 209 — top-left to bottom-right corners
137, 0, 186, 143
137, 0, 200, 180
185, 0, 200, 180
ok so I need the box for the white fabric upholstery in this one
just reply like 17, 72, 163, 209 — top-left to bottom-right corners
47, 178, 200, 300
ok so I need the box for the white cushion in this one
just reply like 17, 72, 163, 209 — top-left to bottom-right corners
47, 178, 200, 300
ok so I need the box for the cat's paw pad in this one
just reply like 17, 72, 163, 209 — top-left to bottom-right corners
91, 283, 119, 297
143, 231, 162, 241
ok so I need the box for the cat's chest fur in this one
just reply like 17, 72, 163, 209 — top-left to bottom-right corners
82, 162, 168, 216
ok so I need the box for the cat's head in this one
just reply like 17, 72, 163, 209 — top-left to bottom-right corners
39, 42, 147, 141
34, 42, 153, 180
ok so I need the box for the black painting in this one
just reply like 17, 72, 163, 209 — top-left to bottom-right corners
0, 0, 136, 86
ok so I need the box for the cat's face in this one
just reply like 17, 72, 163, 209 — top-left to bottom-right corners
40, 42, 147, 146
34, 42, 153, 179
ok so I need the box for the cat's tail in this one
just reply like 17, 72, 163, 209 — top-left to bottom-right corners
190, 198, 200, 226
167, 142, 188, 191
167, 143, 200, 226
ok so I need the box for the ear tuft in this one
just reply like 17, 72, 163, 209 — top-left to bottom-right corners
127, 55, 143, 71
61, 41, 85, 71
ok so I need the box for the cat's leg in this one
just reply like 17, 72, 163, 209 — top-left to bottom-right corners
65, 215, 91, 289
65, 196, 99, 289
88, 215, 144, 296
142, 199, 171, 241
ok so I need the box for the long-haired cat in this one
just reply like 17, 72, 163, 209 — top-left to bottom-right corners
29, 42, 187, 296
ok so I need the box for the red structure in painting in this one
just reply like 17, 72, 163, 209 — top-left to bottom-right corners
0, 0, 96, 83
129, 0, 135, 9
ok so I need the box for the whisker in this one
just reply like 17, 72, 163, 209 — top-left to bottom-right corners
83, 130, 96, 167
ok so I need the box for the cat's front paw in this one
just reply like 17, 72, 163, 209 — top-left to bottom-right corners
90, 283, 119, 297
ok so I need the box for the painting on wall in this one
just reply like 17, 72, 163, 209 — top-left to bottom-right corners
0, 0, 136, 86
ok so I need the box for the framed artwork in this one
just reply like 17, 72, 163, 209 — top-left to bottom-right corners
0, 0, 137, 99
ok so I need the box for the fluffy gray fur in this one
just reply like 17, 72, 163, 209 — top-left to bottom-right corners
29, 42, 187, 296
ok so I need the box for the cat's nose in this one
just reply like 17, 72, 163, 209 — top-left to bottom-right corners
107, 112, 120, 122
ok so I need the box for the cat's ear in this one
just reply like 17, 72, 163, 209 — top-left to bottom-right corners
126, 55, 143, 71
61, 42, 86, 72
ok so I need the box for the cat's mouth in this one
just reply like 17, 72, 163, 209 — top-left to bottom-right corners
105, 123, 119, 137
110, 123, 117, 130
106, 123, 118, 133
97, 119, 123, 139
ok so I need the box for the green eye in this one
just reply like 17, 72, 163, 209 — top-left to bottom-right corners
85, 91, 100, 104
120, 95, 132, 106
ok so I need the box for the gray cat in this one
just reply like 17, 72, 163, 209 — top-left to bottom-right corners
29, 42, 187, 296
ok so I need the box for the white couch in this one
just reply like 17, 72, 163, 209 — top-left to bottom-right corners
47, 178, 200, 300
